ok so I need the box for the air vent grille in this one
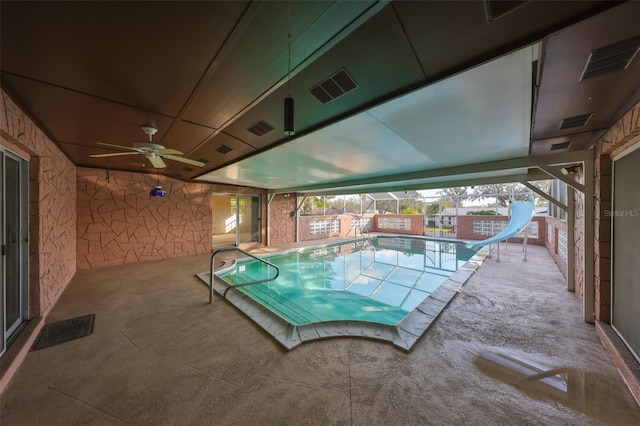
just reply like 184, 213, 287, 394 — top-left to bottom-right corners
215, 145, 233, 155
183, 167, 194, 172
550, 141, 571, 151
247, 120, 274, 137
197, 158, 210, 164
309, 69, 357, 104
559, 113, 592, 130
581, 35, 640, 81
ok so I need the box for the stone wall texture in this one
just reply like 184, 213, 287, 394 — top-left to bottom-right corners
77, 168, 212, 269
1, 89, 77, 317
593, 100, 640, 322
269, 195, 297, 244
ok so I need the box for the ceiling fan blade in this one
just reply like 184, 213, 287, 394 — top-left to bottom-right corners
90, 152, 143, 158
158, 148, 184, 155
148, 155, 167, 168
162, 155, 205, 167
95, 142, 142, 152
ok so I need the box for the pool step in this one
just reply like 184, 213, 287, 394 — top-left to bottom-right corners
240, 284, 321, 325
220, 271, 319, 325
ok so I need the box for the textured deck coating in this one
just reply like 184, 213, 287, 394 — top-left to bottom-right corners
1, 241, 639, 425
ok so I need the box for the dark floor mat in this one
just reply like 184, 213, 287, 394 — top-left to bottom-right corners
31, 314, 95, 351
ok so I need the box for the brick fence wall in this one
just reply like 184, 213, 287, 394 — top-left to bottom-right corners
371, 214, 424, 235
456, 215, 546, 246
545, 217, 568, 277
297, 213, 424, 241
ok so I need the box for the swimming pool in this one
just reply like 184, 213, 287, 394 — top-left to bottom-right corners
199, 236, 484, 351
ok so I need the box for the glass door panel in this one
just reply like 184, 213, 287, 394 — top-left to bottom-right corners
1, 149, 29, 356
211, 194, 261, 247
238, 195, 261, 244
212, 194, 236, 247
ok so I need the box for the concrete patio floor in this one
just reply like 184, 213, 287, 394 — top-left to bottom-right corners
1, 241, 639, 425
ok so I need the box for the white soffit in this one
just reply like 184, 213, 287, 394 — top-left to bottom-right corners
198, 45, 536, 190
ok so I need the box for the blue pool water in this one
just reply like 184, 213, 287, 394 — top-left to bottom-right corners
217, 236, 478, 326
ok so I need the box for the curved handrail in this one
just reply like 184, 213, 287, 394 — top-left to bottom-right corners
209, 247, 280, 304
359, 225, 372, 240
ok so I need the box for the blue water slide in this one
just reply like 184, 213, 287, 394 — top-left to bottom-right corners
465, 200, 535, 250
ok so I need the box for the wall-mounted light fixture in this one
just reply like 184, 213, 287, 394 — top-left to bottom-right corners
150, 185, 167, 197
561, 165, 581, 175
150, 170, 167, 197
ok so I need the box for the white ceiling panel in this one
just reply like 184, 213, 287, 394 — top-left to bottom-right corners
367, 46, 534, 166
199, 111, 439, 188
198, 45, 536, 191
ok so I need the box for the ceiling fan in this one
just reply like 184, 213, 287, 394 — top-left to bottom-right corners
90, 126, 205, 169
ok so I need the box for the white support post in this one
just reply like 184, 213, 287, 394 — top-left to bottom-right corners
567, 186, 575, 292
523, 225, 528, 261
266, 193, 275, 246
296, 196, 307, 244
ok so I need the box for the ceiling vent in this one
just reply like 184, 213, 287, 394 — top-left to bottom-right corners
309, 69, 357, 104
559, 113, 592, 130
484, 0, 528, 22
580, 35, 640, 81
247, 120, 274, 137
183, 166, 194, 172
197, 158, 210, 164
550, 141, 571, 151
215, 144, 234, 155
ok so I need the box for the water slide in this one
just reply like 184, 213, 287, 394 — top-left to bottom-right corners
466, 200, 535, 251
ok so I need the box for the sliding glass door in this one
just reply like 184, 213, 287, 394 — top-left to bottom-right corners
612, 145, 640, 362
211, 194, 261, 247
1, 149, 29, 356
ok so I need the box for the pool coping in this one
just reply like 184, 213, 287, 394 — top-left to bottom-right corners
197, 237, 489, 352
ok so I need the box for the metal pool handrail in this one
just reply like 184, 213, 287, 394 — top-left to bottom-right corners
360, 226, 372, 240
209, 247, 280, 304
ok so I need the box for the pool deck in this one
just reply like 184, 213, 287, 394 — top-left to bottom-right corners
2, 239, 639, 425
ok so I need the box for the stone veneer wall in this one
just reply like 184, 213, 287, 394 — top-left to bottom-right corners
1, 89, 77, 317
269, 194, 297, 244
593, 101, 640, 322
78, 169, 269, 268
77, 168, 214, 269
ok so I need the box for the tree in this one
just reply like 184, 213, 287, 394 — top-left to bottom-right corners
401, 206, 420, 214
301, 196, 326, 215
437, 186, 469, 203
424, 203, 441, 216
376, 199, 396, 214
470, 182, 550, 207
